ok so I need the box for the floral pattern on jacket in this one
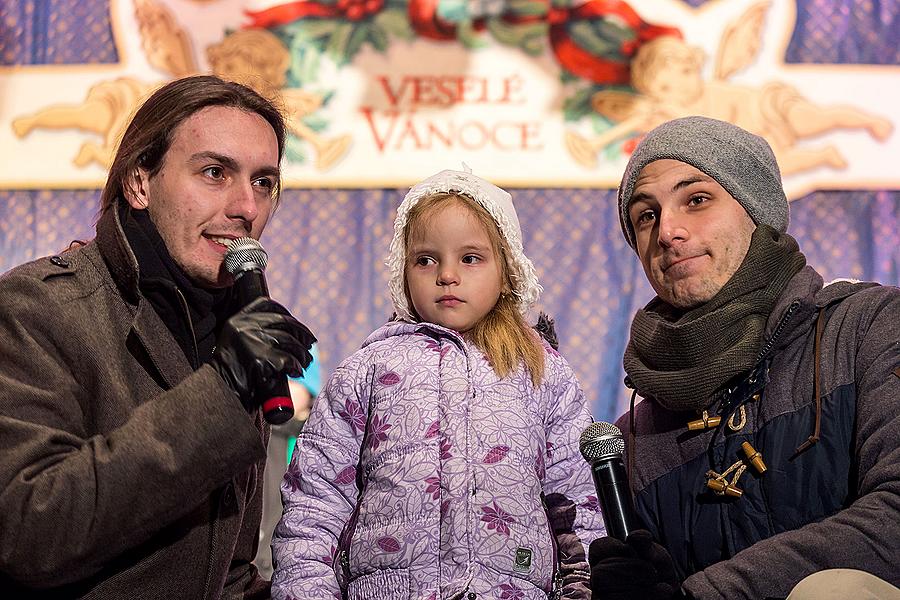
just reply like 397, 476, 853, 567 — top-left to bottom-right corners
272, 321, 605, 599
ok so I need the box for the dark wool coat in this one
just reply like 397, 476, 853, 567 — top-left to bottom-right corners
619, 267, 900, 600
0, 205, 270, 599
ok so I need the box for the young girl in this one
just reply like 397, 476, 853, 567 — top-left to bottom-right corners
272, 169, 604, 599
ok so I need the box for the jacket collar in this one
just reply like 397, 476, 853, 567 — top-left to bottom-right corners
95, 198, 142, 305
762, 266, 824, 356
94, 198, 194, 387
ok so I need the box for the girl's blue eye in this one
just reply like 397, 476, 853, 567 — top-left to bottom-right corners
462, 255, 480, 264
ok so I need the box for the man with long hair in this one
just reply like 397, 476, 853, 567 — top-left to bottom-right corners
0, 75, 315, 598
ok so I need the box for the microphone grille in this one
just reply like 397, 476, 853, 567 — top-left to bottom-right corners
579, 421, 625, 461
224, 237, 268, 276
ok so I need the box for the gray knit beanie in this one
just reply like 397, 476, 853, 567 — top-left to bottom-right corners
618, 116, 788, 249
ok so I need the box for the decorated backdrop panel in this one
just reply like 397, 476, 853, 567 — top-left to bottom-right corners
1, 0, 898, 192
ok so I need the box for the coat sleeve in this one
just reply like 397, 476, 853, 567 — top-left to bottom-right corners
271, 358, 368, 599
683, 288, 900, 600
0, 274, 267, 588
542, 353, 607, 600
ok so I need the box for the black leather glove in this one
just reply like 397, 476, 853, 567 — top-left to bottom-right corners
211, 297, 316, 408
589, 530, 684, 600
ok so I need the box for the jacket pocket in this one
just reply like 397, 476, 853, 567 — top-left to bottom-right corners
347, 568, 411, 600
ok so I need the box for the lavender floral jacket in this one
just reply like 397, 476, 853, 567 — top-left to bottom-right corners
272, 321, 605, 600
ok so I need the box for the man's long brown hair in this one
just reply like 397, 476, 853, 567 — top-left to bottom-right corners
99, 75, 287, 215
404, 193, 545, 386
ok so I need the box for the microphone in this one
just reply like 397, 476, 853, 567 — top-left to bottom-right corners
223, 237, 294, 425
580, 421, 640, 541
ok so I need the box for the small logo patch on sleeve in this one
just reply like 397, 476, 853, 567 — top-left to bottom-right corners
513, 547, 532, 573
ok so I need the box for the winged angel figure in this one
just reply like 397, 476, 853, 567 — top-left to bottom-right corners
12, 0, 350, 170
565, 1, 892, 175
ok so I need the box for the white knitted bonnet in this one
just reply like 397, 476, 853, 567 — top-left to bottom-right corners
386, 168, 542, 322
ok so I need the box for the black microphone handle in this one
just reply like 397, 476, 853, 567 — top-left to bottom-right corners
590, 454, 640, 541
233, 268, 294, 426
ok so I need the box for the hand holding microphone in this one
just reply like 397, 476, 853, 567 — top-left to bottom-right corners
211, 237, 316, 424
580, 422, 683, 599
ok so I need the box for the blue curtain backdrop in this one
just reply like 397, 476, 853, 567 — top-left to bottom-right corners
1, 0, 898, 422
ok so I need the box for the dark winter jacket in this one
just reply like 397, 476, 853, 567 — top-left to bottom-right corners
0, 204, 270, 598
618, 267, 900, 600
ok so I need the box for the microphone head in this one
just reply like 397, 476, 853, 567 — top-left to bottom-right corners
580, 421, 625, 462
224, 237, 268, 276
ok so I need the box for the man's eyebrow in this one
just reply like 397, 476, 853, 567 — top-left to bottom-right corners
254, 165, 281, 180
671, 174, 713, 192
630, 191, 652, 206
630, 174, 714, 208
189, 151, 239, 171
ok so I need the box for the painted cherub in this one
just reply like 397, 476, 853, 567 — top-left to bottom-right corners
11, 0, 349, 170
566, 1, 892, 175
10, 0, 184, 168
206, 29, 351, 170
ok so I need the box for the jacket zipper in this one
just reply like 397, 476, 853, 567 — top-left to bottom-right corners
755, 301, 800, 362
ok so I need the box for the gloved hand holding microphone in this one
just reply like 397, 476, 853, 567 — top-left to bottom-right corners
210, 237, 316, 424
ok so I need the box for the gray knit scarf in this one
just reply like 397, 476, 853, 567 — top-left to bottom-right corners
624, 225, 806, 412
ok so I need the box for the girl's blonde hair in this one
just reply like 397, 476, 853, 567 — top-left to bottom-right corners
403, 193, 545, 386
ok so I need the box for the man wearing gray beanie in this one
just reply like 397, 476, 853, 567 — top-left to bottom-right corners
588, 116, 900, 600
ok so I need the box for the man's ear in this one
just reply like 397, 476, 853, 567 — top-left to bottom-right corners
123, 167, 150, 210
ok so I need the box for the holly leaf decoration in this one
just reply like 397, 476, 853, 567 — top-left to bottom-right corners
508, 0, 550, 18
368, 21, 390, 52
486, 19, 547, 55
325, 22, 355, 65
563, 85, 598, 122
284, 134, 308, 164
374, 8, 415, 41
457, 19, 488, 50
287, 43, 322, 87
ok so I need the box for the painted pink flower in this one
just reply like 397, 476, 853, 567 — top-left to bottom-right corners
422, 337, 451, 359
368, 413, 391, 450
378, 371, 400, 386
334, 465, 357, 486
376, 536, 402, 552
321, 545, 336, 567
580, 495, 601, 512
440, 437, 453, 459
283, 465, 302, 492
481, 501, 515, 536
425, 476, 441, 500
484, 445, 510, 464
535, 450, 546, 480
338, 398, 367, 434
498, 582, 525, 599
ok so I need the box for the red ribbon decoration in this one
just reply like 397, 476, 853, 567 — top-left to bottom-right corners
407, 0, 488, 40
244, 0, 681, 85
245, 1, 340, 28
548, 0, 682, 84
